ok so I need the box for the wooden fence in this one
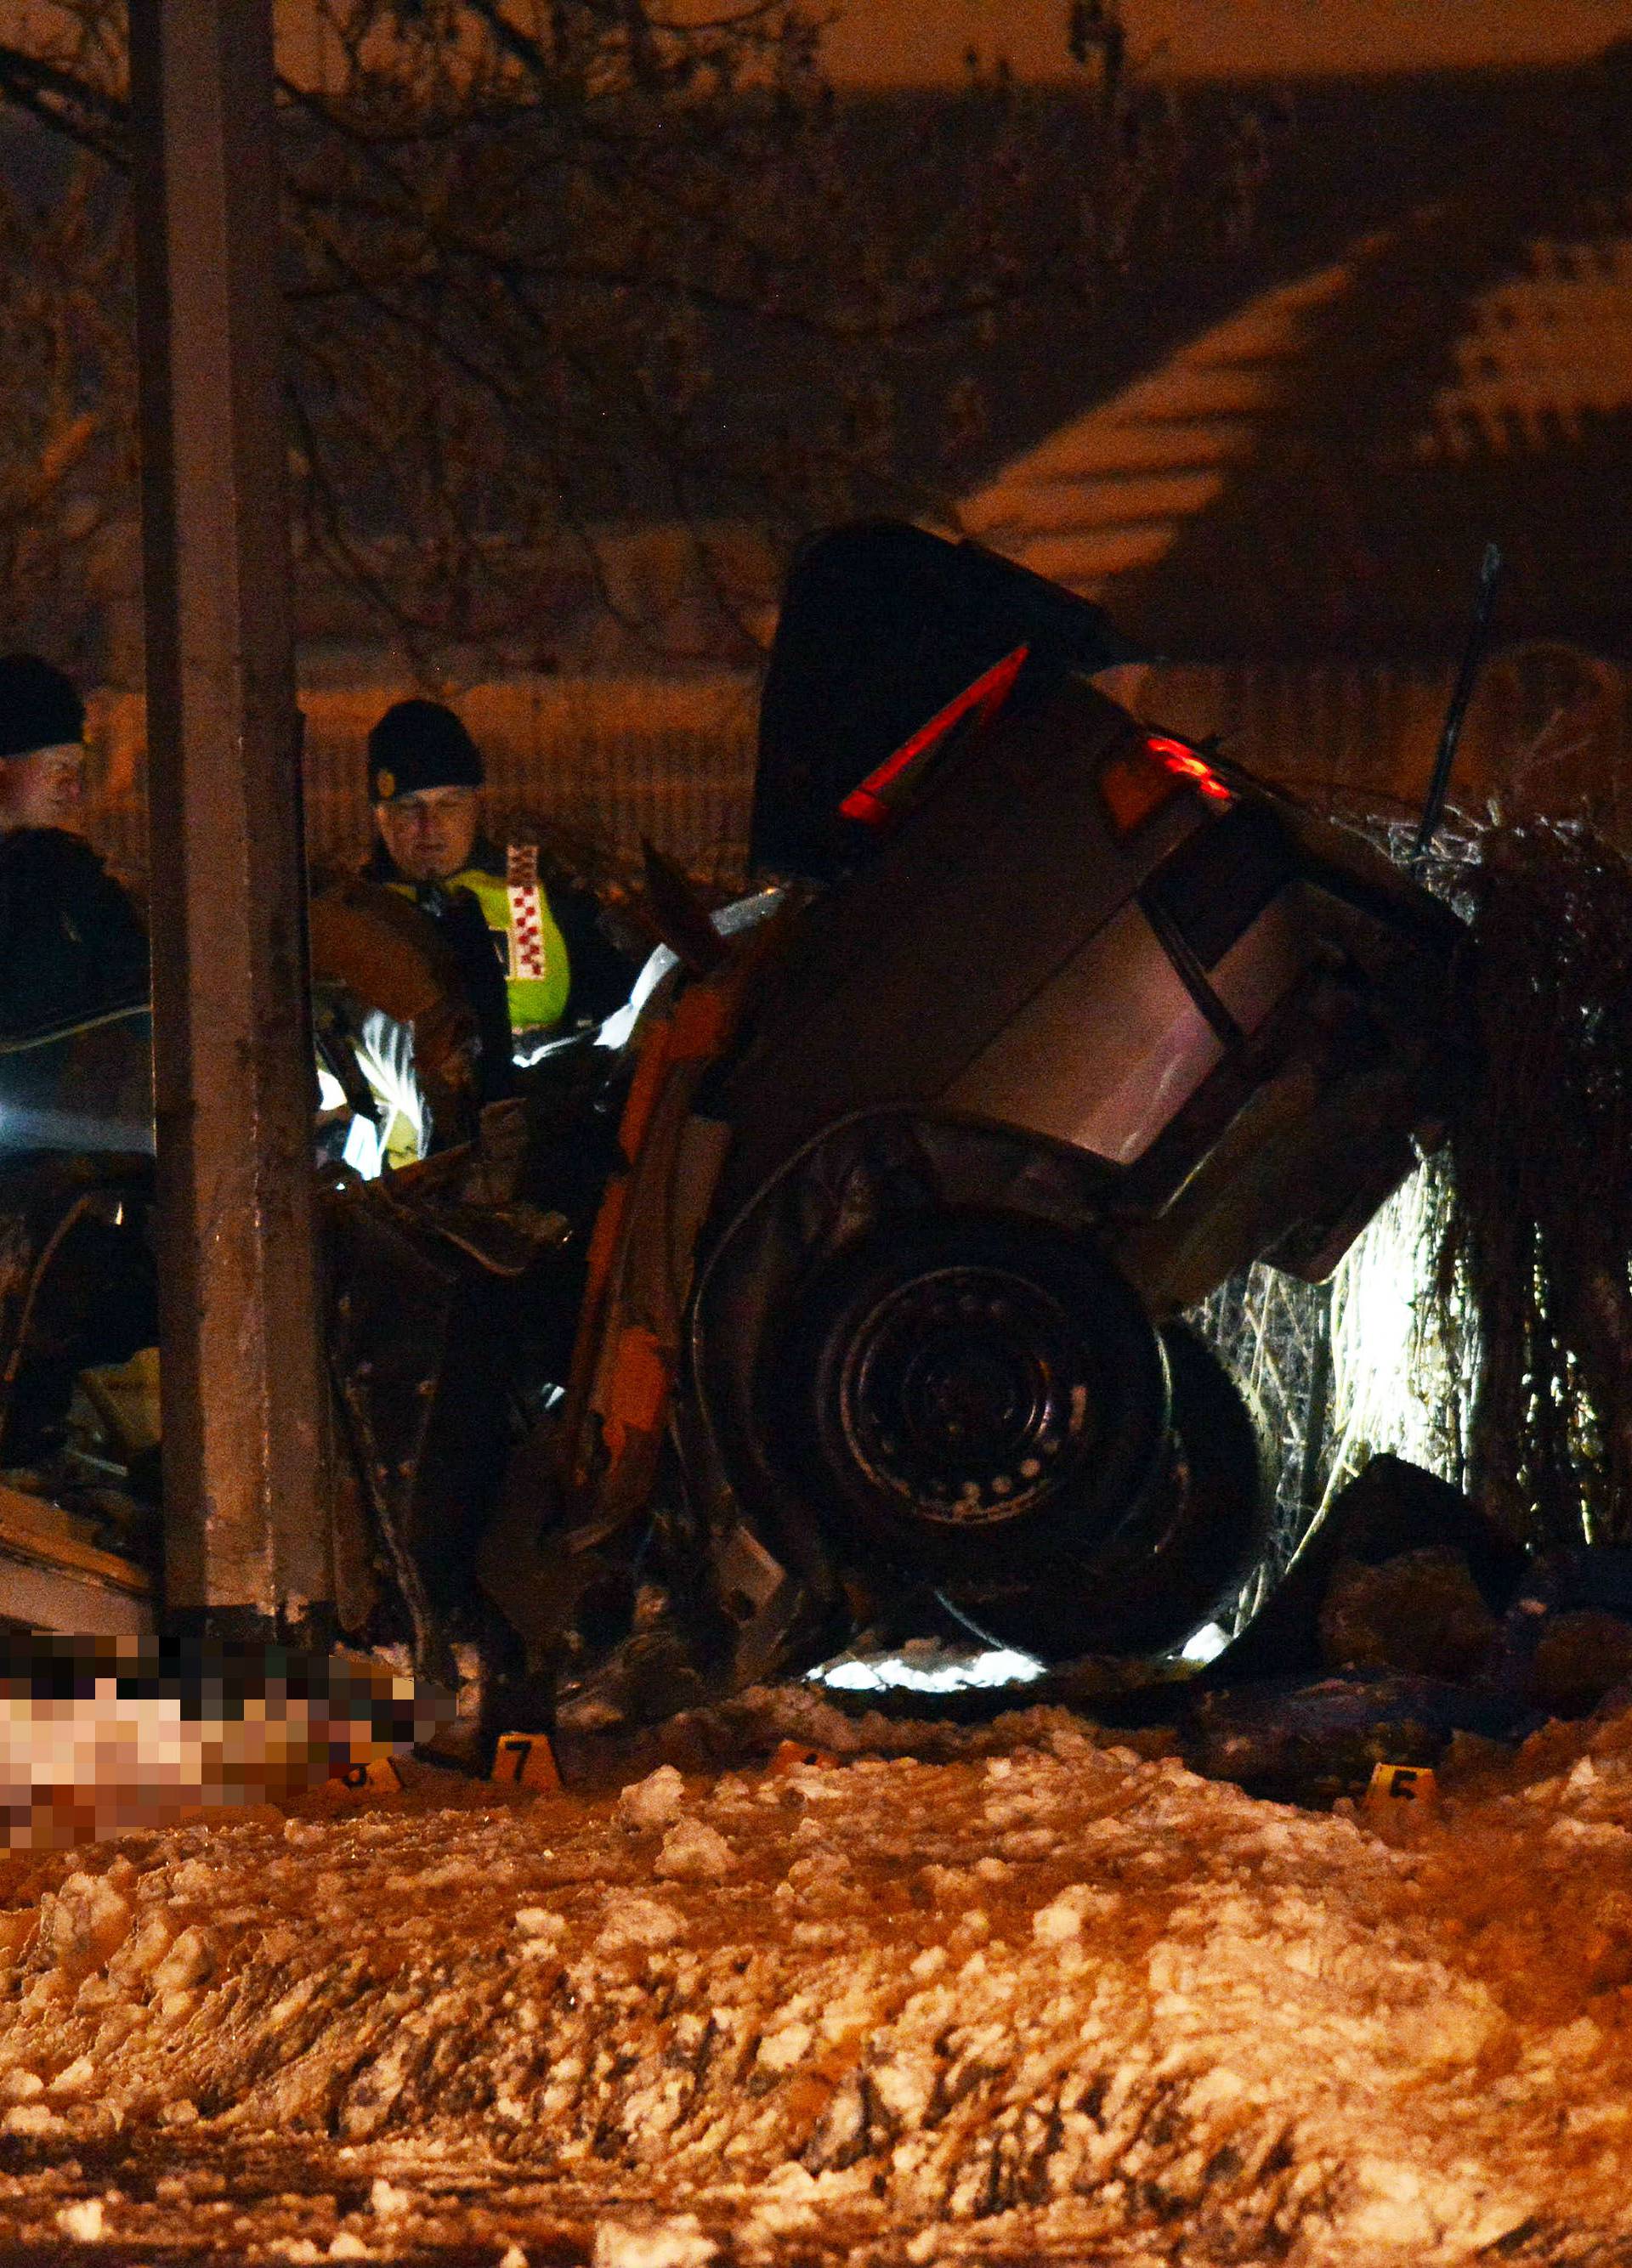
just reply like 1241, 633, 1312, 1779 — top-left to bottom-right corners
80, 647, 1632, 896
84, 674, 763, 894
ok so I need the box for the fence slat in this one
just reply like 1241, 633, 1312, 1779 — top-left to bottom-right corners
82, 657, 1632, 901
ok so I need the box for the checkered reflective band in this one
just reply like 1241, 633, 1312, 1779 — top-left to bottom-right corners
506, 843, 548, 981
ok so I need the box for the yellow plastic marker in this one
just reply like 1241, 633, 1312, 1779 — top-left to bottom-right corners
1364, 1761, 1438, 1812
490, 1732, 562, 1792
329, 1756, 405, 1797
768, 1739, 839, 1776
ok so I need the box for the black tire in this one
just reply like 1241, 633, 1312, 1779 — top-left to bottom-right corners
771, 1211, 1171, 1583
923, 1329, 1269, 1666
1152, 1321, 1275, 1634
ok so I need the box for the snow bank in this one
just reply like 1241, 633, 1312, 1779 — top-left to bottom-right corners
0, 1701, 1625, 2260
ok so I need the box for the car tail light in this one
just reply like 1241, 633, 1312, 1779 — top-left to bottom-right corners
839, 644, 1029, 828
1099, 734, 1233, 839
1147, 734, 1233, 804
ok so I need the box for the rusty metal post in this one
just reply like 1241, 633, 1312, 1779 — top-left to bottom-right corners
128, 0, 332, 1634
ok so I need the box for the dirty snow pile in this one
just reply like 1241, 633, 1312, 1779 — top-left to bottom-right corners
0, 1705, 1625, 2261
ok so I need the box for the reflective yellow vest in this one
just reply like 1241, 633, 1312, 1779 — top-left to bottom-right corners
389, 845, 573, 1036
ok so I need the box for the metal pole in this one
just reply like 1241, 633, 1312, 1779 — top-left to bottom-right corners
128, 0, 332, 1637
1410, 541, 1504, 872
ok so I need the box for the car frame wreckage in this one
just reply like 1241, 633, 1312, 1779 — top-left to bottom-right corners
0, 522, 1466, 1742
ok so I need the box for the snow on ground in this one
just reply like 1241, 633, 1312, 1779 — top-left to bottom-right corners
0, 1698, 1627, 2263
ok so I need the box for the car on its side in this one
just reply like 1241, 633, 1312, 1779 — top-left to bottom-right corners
482, 522, 1464, 1719
0, 523, 1465, 1730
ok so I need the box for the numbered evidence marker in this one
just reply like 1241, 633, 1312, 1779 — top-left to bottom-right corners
490, 1732, 563, 1793
1364, 1761, 1438, 1813
324, 1760, 404, 1796
328, 1756, 405, 1798
768, 1739, 840, 1775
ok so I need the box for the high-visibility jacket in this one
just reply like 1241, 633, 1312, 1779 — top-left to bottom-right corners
367, 834, 638, 1048
443, 845, 572, 1034
372, 841, 570, 1038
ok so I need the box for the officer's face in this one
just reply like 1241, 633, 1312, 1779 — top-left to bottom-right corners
375, 785, 480, 882
0, 743, 84, 832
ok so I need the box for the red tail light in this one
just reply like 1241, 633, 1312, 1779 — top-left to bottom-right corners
840, 644, 1029, 827
1100, 733, 1234, 837
1146, 735, 1233, 803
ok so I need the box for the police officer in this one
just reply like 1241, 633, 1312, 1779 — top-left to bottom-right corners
363, 698, 635, 1088
0, 654, 148, 1039
0, 657, 154, 1460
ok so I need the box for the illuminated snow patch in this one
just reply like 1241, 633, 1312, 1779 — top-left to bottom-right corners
810, 1646, 1046, 1696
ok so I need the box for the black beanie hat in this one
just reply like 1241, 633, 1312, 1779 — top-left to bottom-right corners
0, 654, 84, 762
367, 698, 484, 801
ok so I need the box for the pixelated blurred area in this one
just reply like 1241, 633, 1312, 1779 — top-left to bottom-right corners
0, 1639, 450, 1849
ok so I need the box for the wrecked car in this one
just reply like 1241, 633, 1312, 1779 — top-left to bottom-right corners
470, 521, 1466, 1727
0, 522, 1465, 1735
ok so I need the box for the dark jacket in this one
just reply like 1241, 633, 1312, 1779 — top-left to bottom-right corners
0, 829, 149, 1042
359, 851, 515, 1107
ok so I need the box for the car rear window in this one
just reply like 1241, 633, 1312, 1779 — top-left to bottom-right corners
1140, 803, 1295, 970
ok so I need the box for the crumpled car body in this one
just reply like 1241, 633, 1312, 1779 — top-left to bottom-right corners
0, 524, 1465, 1734
480, 523, 1465, 1727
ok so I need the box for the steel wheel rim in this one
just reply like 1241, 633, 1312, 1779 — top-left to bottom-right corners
835, 1264, 1099, 1528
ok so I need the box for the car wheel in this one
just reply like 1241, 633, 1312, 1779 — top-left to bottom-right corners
919, 1326, 1270, 1666
1153, 1321, 1275, 1631
773, 1211, 1171, 1582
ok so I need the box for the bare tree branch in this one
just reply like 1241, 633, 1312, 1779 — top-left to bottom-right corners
0, 42, 124, 161
0, 0, 1264, 672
